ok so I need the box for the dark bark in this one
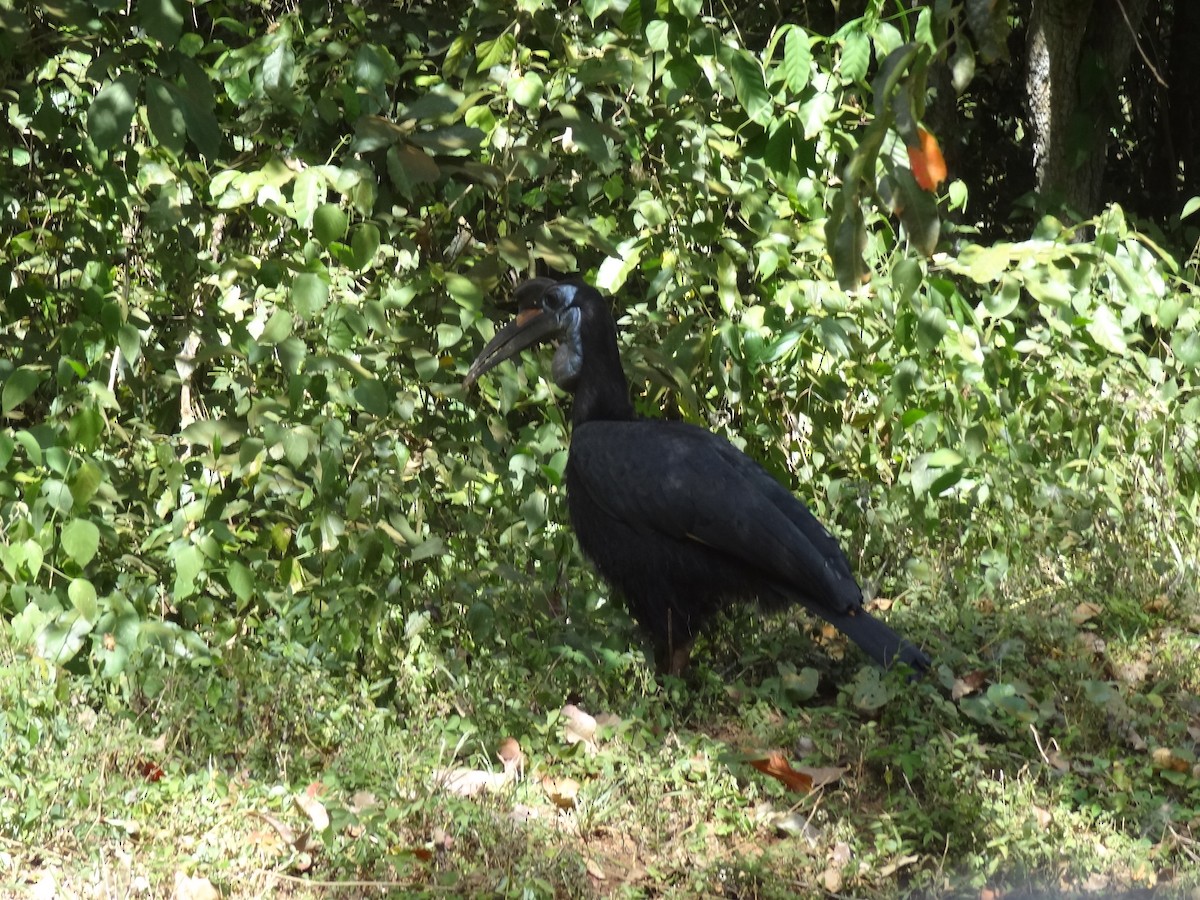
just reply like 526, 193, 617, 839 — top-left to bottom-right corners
1025, 0, 1150, 216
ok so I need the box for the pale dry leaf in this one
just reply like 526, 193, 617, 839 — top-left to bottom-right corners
433, 767, 510, 797
542, 775, 580, 809
1081, 872, 1110, 893
172, 872, 219, 900
509, 804, 541, 824
293, 791, 330, 831
820, 867, 843, 892
830, 841, 852, 867
867, 596, 893, 612
252, 810, 297, 845
1031, 805, 1052, 829
1076, 632, 1106, 655
1072, 601, 1102, 625
795, 764, 848, 789
349, 790, 378, 814
878, 854, 919, 878
595, 712, 622, 730
585, 857, 607, 880
562, 704, 599, 752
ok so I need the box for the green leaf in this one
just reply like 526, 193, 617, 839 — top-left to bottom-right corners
178, 88, 221, 158
88, 72, 140, 151
582, 0, 611, 22
781, 26, 813, 92
68, 578, 98, 621
292, 273, 329, 319
292, 168, 326, 228
69, 462, 103, 507
798, 89, 835, 140
62, 520, 101, 567
1182, 196, 1200, 220
645, 19, 669, 52
891, 168, 941, 256
139, 0, 184, 44
510, 72, 545, 108
916, 305, 948, 352
728, 51, 772, 125
146, 77, 187, 154
0, 432, 13, 470
35, 611, 91, 665
180, 419, 245, 447
118, 324, 141, 366
2, 365, 42, 414
1173, 332, 1200, 367
476, 33, 516, 72
350, 223, 381, 271
262, 42, 296, 98
43, 480, 73, 514
839, 30, 871, 83
261, 308, 294, 344
227, 561, 254, 604
354, 379, 390, 416
1085, 303, 1129, 355
673, 0, 700, 16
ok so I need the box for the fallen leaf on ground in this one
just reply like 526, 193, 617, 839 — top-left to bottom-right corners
1150, 747, 1191, 773
952, 669, 987, 700
173, 873, 219, 900
562, 705, 598, 752
878, 853, 919, 878
498, 737, 525, 777
294, 790, 330, 831
821, 867, 843, 892
542, 775, 580, 809
794, 764, 847, 788
433, 767, 511, 797
1072, 601, 1102, 624
749, 752, 814, 792
585, 858, 607, 880
350, 790, 378, 813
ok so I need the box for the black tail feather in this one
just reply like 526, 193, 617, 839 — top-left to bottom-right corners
808, 604, 930, 673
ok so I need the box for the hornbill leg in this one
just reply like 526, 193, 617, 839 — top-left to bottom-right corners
657, 608, 694, 675
665, 640, 694, 676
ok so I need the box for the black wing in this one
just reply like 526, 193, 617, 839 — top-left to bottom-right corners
568, 419, 862, 615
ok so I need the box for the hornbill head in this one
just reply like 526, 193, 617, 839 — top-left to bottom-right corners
463, 277, 587, 392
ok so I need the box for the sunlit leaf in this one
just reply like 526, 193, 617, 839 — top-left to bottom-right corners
61, 519, 100, 567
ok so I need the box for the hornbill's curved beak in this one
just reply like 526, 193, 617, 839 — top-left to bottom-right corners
462, 278, 564, 387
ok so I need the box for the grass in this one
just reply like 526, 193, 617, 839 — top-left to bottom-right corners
2, 517, 1199, 898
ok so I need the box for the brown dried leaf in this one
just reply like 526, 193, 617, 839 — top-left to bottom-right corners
1150, 747, 1191, 773
749, 752, 814, 793
585, 858, 607, 880
542, 775, 580, 809
952, 669, 988, 701
1072, 601, 1102, 625
498, 737, 525, 778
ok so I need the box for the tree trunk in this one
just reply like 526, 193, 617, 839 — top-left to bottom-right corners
1025, 0, 1151, 216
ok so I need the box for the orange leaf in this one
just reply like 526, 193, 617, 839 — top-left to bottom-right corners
906, 127, 947, 192
749, 752, 814, 792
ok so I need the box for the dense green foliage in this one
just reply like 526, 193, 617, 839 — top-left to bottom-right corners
2, 0, 1199, 895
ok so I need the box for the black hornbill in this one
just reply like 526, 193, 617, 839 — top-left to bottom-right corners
465, 276, 929, 676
